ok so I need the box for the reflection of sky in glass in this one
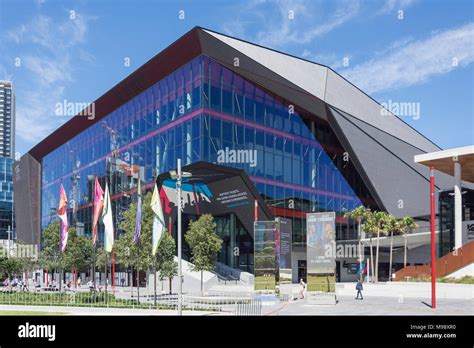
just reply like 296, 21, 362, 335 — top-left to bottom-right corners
41, 54, 363, 247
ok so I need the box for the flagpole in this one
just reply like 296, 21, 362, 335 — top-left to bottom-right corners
136, 242, 140, 303
93, 243, 97, 304
59, 254, 63, 293
112, 252, 115, 295
177, 158, 182, 316
154, 260, 157, 307
105, 251, 108, 305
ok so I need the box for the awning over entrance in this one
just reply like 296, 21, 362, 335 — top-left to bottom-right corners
360, 230, 440, 249
414, 145, 474, 182
414, 145, 474, 251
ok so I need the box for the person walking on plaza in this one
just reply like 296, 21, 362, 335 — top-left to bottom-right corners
355, 278, 363, 300
299, 278, 306, 299
77, 277, 81, 288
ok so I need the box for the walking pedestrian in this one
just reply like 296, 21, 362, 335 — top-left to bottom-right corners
355, 278, 363, 300
299, 278, 306, 299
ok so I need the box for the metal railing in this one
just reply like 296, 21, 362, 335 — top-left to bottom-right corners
0, 288, 274, 315
234, 299, 262, 316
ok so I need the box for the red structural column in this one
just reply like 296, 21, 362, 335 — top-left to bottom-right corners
254, 200, 258, 221
430, 166, 436, 309
45, 270, 49, 288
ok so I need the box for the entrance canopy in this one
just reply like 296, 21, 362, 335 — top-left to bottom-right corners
156, 161, 273, 234
414, 145, 474, 182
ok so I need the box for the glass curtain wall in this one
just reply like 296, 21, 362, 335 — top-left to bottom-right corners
41, 55, 372, 258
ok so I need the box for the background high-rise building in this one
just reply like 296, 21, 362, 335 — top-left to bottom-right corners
0, 81, 15, 240
0, 81, 15, 158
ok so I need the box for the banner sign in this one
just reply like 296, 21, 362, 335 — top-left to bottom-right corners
276, 217, 292, 284
463, 220, 474, 245
306, 212, 336, 296
254, 221, 277, 291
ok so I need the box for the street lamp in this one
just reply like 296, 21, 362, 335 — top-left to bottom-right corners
169, 158, 192, 316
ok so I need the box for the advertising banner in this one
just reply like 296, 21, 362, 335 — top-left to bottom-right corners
306, 212, 336, 296
157, 163, 273, 236
276, 217, 292, 284
254, 221, 277, 291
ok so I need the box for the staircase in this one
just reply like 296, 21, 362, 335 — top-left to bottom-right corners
214, 262, 254, 285
393, 241, 474, 280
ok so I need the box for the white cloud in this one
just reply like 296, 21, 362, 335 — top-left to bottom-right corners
300, 50, 349, 70
222, 0, 360, 49
377, 0, 417, 15
2, 12, 96, 147
5, 24, 27, 44
23, 55, 73, 84
341, 23, 474, 94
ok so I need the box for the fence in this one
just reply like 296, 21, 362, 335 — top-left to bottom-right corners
0, 289, 271, 315
234, 299, 262, 316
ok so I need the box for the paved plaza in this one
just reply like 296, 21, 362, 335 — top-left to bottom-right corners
1, 294, 472, 316
260, 295, 474, 316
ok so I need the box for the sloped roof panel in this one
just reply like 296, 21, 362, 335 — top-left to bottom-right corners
202, 29, 328, 102
324, 70, 441, 153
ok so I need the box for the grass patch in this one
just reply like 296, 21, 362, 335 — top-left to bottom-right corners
254, 276, 275, 290
439, 276, 474, 284
307, 274, 336, 293
403, 275, 474, 284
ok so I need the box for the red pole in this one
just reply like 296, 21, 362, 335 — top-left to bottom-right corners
254, 200, 258, 222
430, 166, 436, 309
45, 270, 49, 288
168, 216, 172, 236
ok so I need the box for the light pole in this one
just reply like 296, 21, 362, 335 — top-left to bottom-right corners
169, 158, 192, 316
6, 225, 12, 257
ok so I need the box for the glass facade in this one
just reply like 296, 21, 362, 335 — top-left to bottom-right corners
0, 156, 13, 239
439, 188, 474, 256
41, 55, 378, 269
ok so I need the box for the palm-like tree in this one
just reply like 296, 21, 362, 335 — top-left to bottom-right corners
363, 211, 390, 283
399, 217, 418, 268
386, 215, 400, 281
344, 206, 370, 279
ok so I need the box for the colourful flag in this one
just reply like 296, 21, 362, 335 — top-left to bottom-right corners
102, 182, 114, 253
92, 177, 104, 245
133, 180, 142, 243
58, 184, 69, 252
151, 183, 165, 256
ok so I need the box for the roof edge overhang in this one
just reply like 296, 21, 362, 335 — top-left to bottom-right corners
28, 27, 204, 161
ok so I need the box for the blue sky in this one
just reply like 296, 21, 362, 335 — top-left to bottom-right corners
0, 0, 473, 156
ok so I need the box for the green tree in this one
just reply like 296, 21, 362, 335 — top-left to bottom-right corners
185, 214, 222, 294
62, 229, 94, 285
362, 211, 390, 283
10, 240, 40, 281
0, 246, 23, 280
114, 191, 154, 300
344, 206, 371, 279
41, 221, 77, 288
155, 234, 178, 294
399, 217, 418, 268
386, 215, 400, 281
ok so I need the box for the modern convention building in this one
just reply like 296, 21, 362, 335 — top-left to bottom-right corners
14, 27, 473, 282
